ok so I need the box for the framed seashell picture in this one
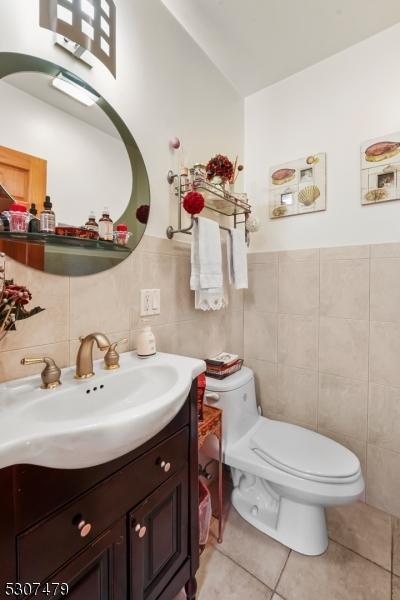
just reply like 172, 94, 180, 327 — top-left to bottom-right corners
361, 132, 400, 205
268, 153, 326, 219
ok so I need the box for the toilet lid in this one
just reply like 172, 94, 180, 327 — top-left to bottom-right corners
250, 420, 360, 482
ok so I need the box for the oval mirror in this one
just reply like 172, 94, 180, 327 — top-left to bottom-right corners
0, 52, 150, 276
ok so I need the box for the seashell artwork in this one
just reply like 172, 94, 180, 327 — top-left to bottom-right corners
268, 153, 326, 219
272, 205, 287, 218
298, 185, 320, 206
361, 132, 400, 206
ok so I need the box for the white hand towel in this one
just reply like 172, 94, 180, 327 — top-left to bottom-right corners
190, 217, 225, 310
227, 228, 248, 289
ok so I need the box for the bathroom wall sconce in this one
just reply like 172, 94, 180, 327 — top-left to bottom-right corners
51, 72, 100, 106
39, 0, 116, 77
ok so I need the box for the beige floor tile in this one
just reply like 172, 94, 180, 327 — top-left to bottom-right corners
208, 504, 289, 589
276, 540, 391, 600
197, 545, 273, 600
326, 501, 392, 570
393, 575, 400, 600
393, 518, 400, 576
271, 595, 285, 600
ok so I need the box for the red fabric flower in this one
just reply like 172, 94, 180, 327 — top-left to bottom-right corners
206, 154, 234, 182
183, 191, 205, 215
4, 284, 32, 306
136, 204, 150, 224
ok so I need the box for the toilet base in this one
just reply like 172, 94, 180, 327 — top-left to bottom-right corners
231, 469, 328, 556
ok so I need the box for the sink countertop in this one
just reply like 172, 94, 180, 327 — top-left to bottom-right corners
0, 351, 205, 470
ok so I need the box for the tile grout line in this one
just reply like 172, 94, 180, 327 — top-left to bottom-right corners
328, 536, 393, 574
272, 549, 291, 596
211, 544, 275, 595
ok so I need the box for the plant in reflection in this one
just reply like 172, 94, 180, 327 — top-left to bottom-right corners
0, 253, 45, 341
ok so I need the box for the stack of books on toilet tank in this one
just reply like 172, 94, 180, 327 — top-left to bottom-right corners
205, 352, 243, 379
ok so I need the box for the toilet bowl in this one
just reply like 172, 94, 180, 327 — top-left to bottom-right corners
203, 367, 364, 556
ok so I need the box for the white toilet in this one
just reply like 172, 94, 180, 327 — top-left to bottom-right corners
203, 367, 364, 556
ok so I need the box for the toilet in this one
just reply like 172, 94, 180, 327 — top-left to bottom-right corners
203, 367, 364, 556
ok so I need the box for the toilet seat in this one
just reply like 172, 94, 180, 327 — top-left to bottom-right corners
250, 419, 361, 484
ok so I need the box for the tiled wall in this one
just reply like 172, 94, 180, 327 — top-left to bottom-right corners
244, 243, 400, 519
0, 235, 243, 382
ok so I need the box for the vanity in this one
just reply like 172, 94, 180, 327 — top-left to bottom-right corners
0, 351, 204, 600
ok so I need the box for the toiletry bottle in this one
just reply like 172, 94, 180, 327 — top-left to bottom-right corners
40, 196, 56, 233
28, 203, 40, 233
85, 211, 99, 233
98, 207, 113, 241
136, 321, 156, 358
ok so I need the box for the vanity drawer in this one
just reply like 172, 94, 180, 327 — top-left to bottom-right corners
17, 427, 189, 583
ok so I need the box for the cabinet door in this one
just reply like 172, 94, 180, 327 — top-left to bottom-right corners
29, 519, 127, 600
129, 467, 189, 600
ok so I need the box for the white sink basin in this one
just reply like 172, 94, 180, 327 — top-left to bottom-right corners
0, 352, 205, 469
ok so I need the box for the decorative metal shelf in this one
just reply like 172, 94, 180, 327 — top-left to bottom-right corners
166, 168, 252, 244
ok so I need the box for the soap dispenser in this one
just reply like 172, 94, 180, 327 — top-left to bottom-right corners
136, 320, 156, 358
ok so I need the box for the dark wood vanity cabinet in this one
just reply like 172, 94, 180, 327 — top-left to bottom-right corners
0, 383, 199, 600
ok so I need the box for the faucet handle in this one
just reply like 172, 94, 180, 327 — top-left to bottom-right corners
104, 338, 128, 370
21, 357, 62, 389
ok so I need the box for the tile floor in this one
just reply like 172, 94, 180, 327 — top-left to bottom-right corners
190, 475, 400, 599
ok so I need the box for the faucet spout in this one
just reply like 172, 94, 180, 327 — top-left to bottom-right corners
75, 332, 111, 379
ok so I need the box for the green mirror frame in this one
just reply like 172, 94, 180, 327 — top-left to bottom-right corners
0, 52, 150, 276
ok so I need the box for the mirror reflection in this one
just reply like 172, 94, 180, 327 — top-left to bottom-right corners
0, 54, 150, 276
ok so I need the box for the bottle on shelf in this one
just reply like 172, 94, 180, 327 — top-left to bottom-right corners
98, 207, 113, 241
28, 203, 40, 233
85, 211, 99, 233
40, 196, 56, 233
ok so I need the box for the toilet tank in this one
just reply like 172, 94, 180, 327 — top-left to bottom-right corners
204, 367, 259, 459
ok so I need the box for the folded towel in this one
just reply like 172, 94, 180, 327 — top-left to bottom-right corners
227, 228, 248, 289
191, 217, 225, 311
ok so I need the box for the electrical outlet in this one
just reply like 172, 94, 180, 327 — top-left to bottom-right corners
140, 289, 153, 316
140, 289, 161, 316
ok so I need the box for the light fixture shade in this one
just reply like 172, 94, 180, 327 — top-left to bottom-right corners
40, 0, 116, 77
51, 72, 100, 105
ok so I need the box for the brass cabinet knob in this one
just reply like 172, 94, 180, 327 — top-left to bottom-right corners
158, 459, 171, 473
138, 526, 147, 539
133, 522, 147, 538
77, 520, 92, 538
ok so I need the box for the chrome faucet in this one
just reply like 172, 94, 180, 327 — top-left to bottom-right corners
75, 332, 111, 379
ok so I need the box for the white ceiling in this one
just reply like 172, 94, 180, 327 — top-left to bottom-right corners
161, 0, 400, 96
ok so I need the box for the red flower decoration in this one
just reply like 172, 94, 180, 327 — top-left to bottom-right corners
183, 191, 205, 215
4, 284, 32, 306
206, 154, 234, 182
136, 204, 150, 224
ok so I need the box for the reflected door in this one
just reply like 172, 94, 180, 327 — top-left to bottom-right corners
0, 145, 47, 211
